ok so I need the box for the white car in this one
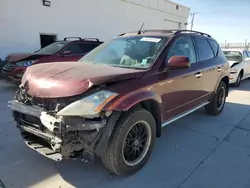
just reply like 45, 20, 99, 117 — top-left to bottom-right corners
223, 49, 250, 87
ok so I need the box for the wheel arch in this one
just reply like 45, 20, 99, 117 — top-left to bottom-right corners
131, 99, 162, 138
103, 91, 163, 137
221, 76, 229, 96
240, 69, 244, 76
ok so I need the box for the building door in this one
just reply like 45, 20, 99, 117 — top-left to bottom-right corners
178, 22, 182, 30
40, 34, 57, 48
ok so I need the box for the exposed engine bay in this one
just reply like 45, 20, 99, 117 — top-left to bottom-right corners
8, 87, 118, 161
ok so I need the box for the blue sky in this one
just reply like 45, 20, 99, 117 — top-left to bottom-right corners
174, 0, 250, 43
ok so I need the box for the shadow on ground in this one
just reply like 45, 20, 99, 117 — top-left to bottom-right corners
56, 101, 250, 188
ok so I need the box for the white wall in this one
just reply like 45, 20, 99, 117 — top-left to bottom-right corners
0, 0, 189, 59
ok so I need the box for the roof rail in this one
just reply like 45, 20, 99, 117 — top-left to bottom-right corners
82, 38, 100, 42
117, 29, 174, 36
141, 29, 174, 33
117, 29, 211, 38
64, 37, 82, 41
173, 30, 211, 38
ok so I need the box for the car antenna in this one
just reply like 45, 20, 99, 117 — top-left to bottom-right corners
137, 22, 144, 34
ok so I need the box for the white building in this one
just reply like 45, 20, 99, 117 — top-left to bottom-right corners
0, 0, 190, 59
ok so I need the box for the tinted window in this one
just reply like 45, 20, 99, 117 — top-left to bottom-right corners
63, 43, 85, 55
63, 43, 100, 55
167, 36, 197, 63
207, 40, 219, 56
80, 43, 99, 54
218, 47, 225, 57
243, 51, 248, 58
247, 51, 250, 57
35, 41, 69, 55
194, 37, 214, 61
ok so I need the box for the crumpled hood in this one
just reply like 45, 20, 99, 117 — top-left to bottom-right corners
228, 60, 240, 67
22, 62, 144, 98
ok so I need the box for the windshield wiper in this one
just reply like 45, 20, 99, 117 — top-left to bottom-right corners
110, 64, 146, 70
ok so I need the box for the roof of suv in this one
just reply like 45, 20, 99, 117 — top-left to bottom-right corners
118, 29, 213, 39
61, 37, 103, 44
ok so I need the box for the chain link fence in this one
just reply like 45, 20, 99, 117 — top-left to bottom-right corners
220, 41, 250, 50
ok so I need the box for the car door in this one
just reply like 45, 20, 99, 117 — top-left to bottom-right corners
161, 35, 204, 121
193, 37, 221, 101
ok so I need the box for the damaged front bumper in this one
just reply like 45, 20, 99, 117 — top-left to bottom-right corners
8, 100, 119, 162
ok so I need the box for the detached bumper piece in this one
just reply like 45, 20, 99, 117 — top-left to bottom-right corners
8, 100, 104, 162
24, 133, 63, 161
8, 101, 42, 118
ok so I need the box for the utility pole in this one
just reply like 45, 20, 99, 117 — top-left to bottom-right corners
190, 12, 198, 30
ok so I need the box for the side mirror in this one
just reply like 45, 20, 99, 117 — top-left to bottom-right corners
167, 56, 191, 69
61, 50, 72, 56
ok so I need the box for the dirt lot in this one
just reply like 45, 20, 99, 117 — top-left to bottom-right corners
0, 80, 250, 188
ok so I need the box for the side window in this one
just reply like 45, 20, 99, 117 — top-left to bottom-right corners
63, 43, 84, 55
194, 37, 214, 61
243, 51, 248, 58
247, 51, 250, 58
80, 43, 100, 54
218, 47, 225, 58
207, 39, 219, 56
167, 36, 197, 64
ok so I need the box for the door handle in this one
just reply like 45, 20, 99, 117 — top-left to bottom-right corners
195, 72, 203, 78
217, 66, 222, 72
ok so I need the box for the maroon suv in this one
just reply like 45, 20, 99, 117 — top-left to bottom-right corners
1, 37, 102, 84
8, 30, 229, 176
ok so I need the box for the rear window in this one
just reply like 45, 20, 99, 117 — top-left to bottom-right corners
223, 51, 242, 62
35, 41, 69, 55
207, 39, 219, 56
194, 37, 214, 61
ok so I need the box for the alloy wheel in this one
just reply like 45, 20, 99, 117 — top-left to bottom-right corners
217, 87, 226, 110
122, 121, 152, 166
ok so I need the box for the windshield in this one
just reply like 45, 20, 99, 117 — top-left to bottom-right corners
79, 36, 168, 69
223, 51, 242, 62
35, 41, 69, 55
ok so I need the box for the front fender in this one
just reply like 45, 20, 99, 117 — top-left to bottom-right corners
103, 89, 162, 114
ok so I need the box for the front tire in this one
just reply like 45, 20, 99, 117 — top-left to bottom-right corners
205, 81, 227, 116
102, 108, 156, 176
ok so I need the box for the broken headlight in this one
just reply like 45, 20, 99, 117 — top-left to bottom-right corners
56, 90, 118, 117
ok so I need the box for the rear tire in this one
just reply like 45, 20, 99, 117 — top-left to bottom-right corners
205, 81, 227, 116
101, 108, 156, 176
232, 72, 242, 87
